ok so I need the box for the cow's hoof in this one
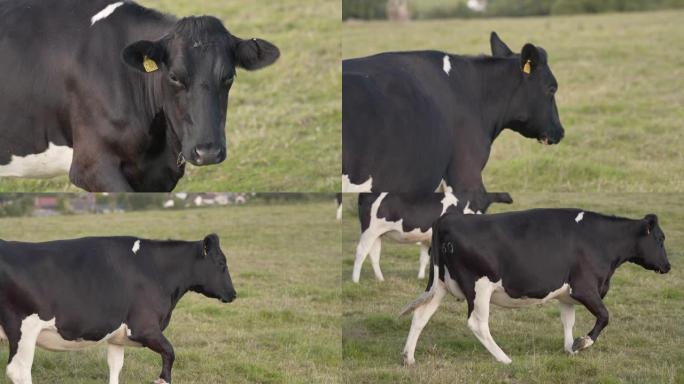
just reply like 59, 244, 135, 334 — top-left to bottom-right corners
498, 356, 513, 365
153, 379, 169, 384
571, 336, 594, 352
402, 352, 415, 366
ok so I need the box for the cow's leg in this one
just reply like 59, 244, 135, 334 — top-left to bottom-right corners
467, 279, 512, 364
571, 291, 609, 352
107, 344, 125, 384
559, 302, 576, 354
70, 151, 134, 192
352, 231, 380, 283
6, 316, 43, 384
402, 279, 447, 366
368, 237, 384, 281
417, 243, 429, 279
133, 331, 175, 383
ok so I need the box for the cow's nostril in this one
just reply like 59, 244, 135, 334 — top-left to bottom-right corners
193, 145, 224, 165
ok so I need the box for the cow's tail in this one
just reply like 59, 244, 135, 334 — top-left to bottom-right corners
399, 221, 441, 317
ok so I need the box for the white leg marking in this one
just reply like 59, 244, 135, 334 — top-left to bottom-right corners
342, 174, 373, 193
402, 277, 447, 365
107, 344, 125, 384
368, 237, 384, 281
6, 315, 50, 384
336, 203, 343, 220
417, 243, 429, 279
559, 302, 576, 354
91, 2, 125, 26
442, 55, 451, 75
352, 230, 379, 283
468, 278, 512, 364
0, 143, 73, 178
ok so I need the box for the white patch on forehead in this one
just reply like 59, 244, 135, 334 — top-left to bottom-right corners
342, 174, 373, 193
442, 55, 451, 75
90, 2, 125, 26
132, 240, 141, 254
575, 212, 584, 223
0, 143, 72, 178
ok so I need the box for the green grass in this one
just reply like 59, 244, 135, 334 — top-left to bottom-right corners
341, 192, 684, 383
0, 199, 341, 383
0, 0, 340, 192
343, 10, 684, 192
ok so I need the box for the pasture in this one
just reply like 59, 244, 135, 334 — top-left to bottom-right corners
343, 10, 684, 192
0, 199, 341, 383
341, 192, 684, 383
0, 0, 340, 192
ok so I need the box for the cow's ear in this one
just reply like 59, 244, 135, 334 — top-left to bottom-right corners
202, 233, 221, 256
122, 40, 167, 73
520, 43, 540, 75
490, 32, 513, 57
234, 37, 280, 70
642, 214, 658, 235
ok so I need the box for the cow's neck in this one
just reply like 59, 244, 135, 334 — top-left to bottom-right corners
462, 57, 525, 143
600, 220, 643, 269
150, 241, 201, 307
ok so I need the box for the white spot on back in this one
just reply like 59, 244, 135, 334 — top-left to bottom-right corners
132, 240, 140, 254
342, 174, 373, 193
443, 55, 451, 75
91, 2, 125, 26
575, 211, 584, 223
0, 143, 72, 178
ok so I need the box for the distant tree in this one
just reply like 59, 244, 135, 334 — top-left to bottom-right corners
343, 0, 387, 20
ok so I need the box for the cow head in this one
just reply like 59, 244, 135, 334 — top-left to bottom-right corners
192, 234, 237, 303
122, 16, 280, 166
633, 214, 670, 274
490, 32, 564, 145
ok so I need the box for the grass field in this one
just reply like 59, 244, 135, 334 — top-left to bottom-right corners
341, 193, 684, 383
0, 199, 341, 383
343, 10, 684, 192
1, 0, 340, 192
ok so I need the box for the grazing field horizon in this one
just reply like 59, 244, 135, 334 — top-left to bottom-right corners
341, 192, 683, 383
344, 10, 684, 193
0, 200, 341, 383
1, 0, 340, 193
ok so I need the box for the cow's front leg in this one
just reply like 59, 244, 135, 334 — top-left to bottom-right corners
368, 237, 384, 281
133, 331, 175, 383
70, 151, 134, 192
352, 230, 381, 283
107, 344, 125, 384
558, 302, 576, 354
417, 243, 429, 279
467, 279, 512, 364
571, 290, 609, 353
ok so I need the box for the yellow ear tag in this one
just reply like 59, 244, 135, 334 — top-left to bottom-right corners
143, 56, 158, 73
522, 59, 532, 74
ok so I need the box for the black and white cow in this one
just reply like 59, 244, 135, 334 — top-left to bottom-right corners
0, 0, 279, 192
400, 209, 670, 365
342, 32, 564, 194
0, 234, 236, 384
352, 191, 511, 282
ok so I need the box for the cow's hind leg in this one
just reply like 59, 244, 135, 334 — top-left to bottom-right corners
571, 290, 609, 353
368, 237, 384, 281
6, 315, 44, 384
107, 344, 125, 384
467, 279, 512, 364
402, 278, 447, 366
559, 302, 576, 354
352, 231, 380, 283
417, 242, 429, 279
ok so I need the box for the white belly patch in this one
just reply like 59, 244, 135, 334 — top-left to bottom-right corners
489, 281, 576, 308
0, 143, 73, 178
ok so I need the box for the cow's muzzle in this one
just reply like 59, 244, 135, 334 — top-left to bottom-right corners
538, 130, 564, 145
221, 291, 237, 303
190, 144, 226, 166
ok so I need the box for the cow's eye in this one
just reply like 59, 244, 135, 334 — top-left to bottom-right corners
223, 76, 234, 86
548, 86, 557, 95
169, 73, 184, 87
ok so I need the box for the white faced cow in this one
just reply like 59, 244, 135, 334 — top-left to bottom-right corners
0, 0, 279, 191
0, 234, 236, 384
352, 191, 511, 283
401, 209, 670, 365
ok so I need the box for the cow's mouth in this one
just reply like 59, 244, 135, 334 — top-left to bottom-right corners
537, 137, 550, 145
